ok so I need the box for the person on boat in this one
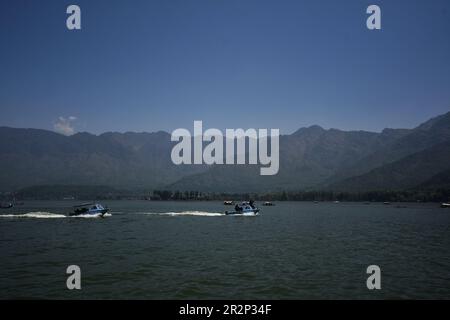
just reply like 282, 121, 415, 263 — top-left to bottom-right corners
249, 200, 255, 209
235, 204, 242, 212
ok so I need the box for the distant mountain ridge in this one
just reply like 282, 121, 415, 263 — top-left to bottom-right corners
1, 111, 450, 192
329, 140, 450, 191
0, 127, 206, 191
325, 112, 450, 185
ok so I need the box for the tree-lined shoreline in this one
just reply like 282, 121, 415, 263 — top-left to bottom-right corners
2, 185, 449, 203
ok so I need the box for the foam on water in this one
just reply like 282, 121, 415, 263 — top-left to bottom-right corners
0, 212, 112, 219
72, 212, 112, 218
140, 211, 225, 217
0, 212, 67, 219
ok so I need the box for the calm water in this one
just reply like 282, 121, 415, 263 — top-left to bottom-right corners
0, 201, 449, 299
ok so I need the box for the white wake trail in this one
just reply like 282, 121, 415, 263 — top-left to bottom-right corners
0, 212, 112, 219
0, 212, 67, 219
140, 211, 225, 217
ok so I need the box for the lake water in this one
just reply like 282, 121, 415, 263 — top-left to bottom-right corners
1, 201, 449, 299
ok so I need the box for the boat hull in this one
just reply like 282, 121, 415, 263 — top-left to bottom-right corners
225, 208, 260, 216
69, 208, 109, 217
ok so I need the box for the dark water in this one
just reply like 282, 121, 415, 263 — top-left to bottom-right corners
1, 201, 449, 299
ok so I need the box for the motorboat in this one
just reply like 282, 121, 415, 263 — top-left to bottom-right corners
225, 201, 260, 216
441, 203, 450, 208
0, 202, 13, 209
70, 203, 109, 216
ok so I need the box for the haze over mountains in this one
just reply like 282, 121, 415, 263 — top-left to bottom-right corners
1, 111, 450, 193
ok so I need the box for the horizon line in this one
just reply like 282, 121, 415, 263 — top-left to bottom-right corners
0, 110, 449, 137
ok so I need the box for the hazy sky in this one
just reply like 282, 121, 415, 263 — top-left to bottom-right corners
1, 0, 449, 135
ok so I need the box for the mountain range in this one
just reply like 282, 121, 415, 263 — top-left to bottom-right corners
1, 111, 450, 193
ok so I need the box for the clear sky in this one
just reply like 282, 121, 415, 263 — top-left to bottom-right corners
1, 0, 449, 135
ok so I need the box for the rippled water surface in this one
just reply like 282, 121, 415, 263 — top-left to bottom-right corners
1, 201, 449, 299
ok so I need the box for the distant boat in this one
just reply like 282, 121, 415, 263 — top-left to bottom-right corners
262, 201, 274, 206
334, 201, 340, 203
441, 203, 450, 208
383, 202, 391, 205
0, 202, 13, 209
69, 203, 109, 216
223, 200, 234, 205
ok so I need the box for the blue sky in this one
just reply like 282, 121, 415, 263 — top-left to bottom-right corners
1, 0, 449, 135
